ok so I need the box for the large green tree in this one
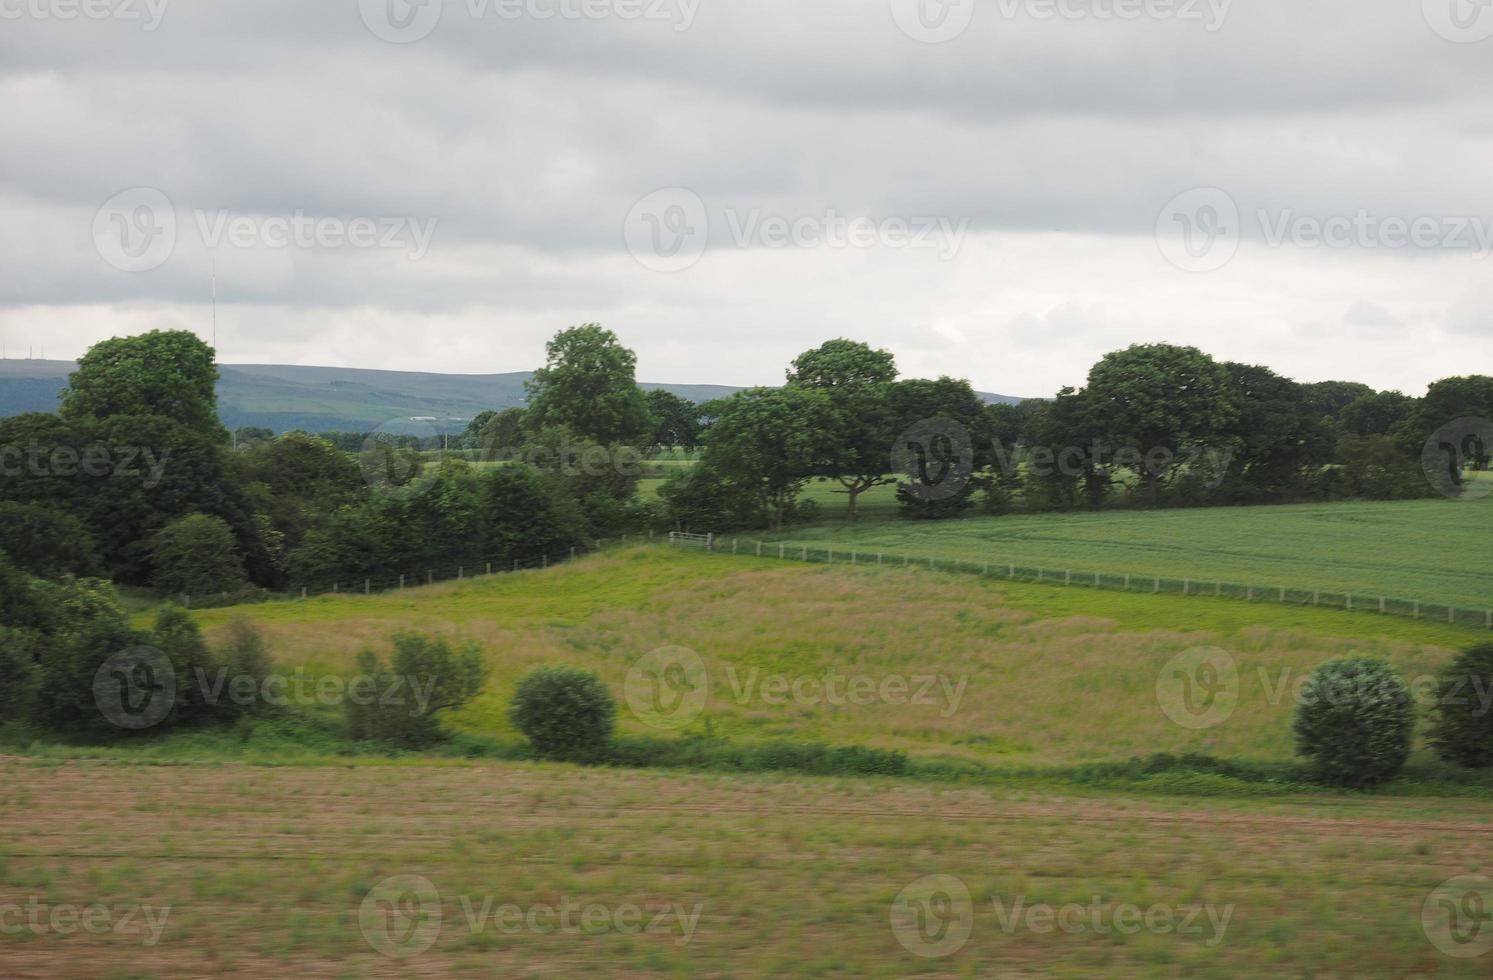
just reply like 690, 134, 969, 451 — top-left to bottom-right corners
699, 387, 840, 529
1085, 344, 1238, 506
785, 340, 900, 521
643, 389, 702, 453
60, 330, 225, 441
888, 376, 991, 519
523, 325, 651, 446
1215, 362, 1330, 502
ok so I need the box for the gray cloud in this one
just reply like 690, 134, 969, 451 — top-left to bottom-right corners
0, 0, 1488, 394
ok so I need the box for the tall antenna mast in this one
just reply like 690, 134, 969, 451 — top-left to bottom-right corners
211, 256, 217, 351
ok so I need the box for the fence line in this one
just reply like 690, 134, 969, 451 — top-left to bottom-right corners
177, 532, 665, 609
666, 535, 1493, 632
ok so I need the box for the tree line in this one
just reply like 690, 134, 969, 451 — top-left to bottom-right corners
0, 326, 1489, 602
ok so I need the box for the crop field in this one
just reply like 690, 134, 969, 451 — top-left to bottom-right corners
167, 548, 1482, 771
759, 490, 1493, 611
4, 758, 1492, 979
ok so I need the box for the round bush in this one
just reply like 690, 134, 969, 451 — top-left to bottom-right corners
508, 666, 616, 758
1292, 656, 1413, 788
1429, 643, 1493, 768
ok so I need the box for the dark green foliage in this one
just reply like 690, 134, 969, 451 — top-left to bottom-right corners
1428, 644, 1493, 769
30, 576, 141, 737
508, 665, 617, 758
0, 628, 40, 723
0, 501, 102, 579
643, 389, 701, 452
286, 464, 583, 589
60, 330, 225, 441
1292, 657, 1414, 787
149, 605, 227, 726
345, 633, 488, 745
523, 324, 651, 446
1329, 435, 1433, 500
601, 735, 907, 777
691, 387, 841, 530
149, 514, 248, 597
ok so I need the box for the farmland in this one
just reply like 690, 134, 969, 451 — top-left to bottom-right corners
4, 757, 1493, 978
8, 540, 1493, 977
149, 546, 1484, 772
755, 486, 1493, 612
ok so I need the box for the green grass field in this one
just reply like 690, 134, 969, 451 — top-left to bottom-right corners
14, 539, 1493, 976
756, 489, 1493, 611
162, 547, 1483, 773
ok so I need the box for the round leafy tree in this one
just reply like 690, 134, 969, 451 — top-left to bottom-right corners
1428, 643, 1493, 768
1292, 657, 1413, 788
509, 666, 616, 758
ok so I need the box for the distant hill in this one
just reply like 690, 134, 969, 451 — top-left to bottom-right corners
0, 359, 1027, 434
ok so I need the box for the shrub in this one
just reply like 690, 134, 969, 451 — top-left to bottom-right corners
149, 514, 247, 597
508, 666, 616, 758
148, 605, 227, 726
216, 618, 274, 718
1428, 643, 1493, 768
345, 632, 488, 746
0, 629, 40, 723
1292, 657, 1414, 787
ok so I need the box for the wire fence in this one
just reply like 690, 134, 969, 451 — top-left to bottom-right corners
178, 530, 1492, 632
670, 535, 1493, 631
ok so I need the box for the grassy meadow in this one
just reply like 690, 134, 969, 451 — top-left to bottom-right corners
10, 537, 1493, 976
155, 547, 1487, 774
753, 486, 1493, 611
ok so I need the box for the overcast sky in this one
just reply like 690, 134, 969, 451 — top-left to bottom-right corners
2, 0, 1489, 397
